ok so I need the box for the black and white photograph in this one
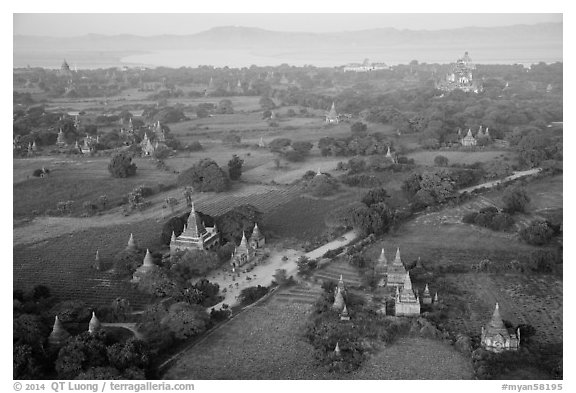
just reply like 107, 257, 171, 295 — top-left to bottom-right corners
11, 8, 565, 387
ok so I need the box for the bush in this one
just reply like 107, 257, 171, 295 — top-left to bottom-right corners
434, 155, 449, 167
108, 153, 137, 178
307, 174, 339, 197
529, 250, 557, 273
272, 269, 294, 286
177, 159, 230, 192
297, 256, 318, 276
502, 187, 530, 214
238, 285, 269, 305
519, 221, 555, 245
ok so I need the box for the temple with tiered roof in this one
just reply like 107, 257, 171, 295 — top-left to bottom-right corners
394, 272, 421, 316
170, 204, 220, 253
437, 51, 482, 93
481, 303, 520, 352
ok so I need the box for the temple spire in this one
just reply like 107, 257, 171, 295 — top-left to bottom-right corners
48, 316, 70, 346
334, 342, 341, 355
378, 248, 387, 264
127, 233, 136, 249
393, 247, 402, 265
88, 311, 101, 334
143, 249, 153, 267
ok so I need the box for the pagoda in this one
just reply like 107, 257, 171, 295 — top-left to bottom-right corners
231, 231, 255, 268
394, 272, 421, 316
132, 249, 156, 282
374, 248, 388, 286
126, 233, 138, 250
170, 204, 220, 254
340, 303, 351, 321
481, 303, 520, 353
48, 316, 70, 347
386, 248, 407, 287
88, 311, 101, 334
325, 102, 339, 124
461, 129, 477, 147
332, 286, 345, 312
55, 129, 67, 147
248, 223, 266, 249
422, 284, 432, 305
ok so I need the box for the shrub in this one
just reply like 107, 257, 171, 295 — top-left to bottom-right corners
108, 153, 137, 178
528, 250, 557, 273
502, 187, 530, 214
272, 269, 294, 286
434, 155, 449, 167
307, 174, 339, 197
228, 155, 244, 180
177, 159, 230, 192
519, 221, 555, 245
187, 141, 203, 151
238, 285, 269, 305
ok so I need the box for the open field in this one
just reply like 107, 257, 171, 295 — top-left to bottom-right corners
13, 217, 161, 310
407, 149, 517, 166
444, 273, 563, 347
164, 286, 473, 379
13, 156, 177, 218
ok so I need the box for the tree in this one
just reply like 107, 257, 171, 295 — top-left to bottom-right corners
55, 332, 108, 379
296, 256, 318, 277
307, 174, 339, 197
291, 141, 313, 155
228, 155, 244, 180
170, 249, 221, 278
214, 204, 263, 244
268, 138, 292, 152
106, 338, 150, 372
238, 285, 269, 305
217, 99, 234, 114
108, 153, 137, 178
528, 250, 557, 273
519, 220, 555, 245
177, 159, 230, 192
160, 302, 210, 340
502, 187, 530, 214
350, 122, 368, 136
259, 96, 276, 110
434, 155, 449, 167
361, 188, 390, 207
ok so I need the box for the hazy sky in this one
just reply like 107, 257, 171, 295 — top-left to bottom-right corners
13, 13, 562, 37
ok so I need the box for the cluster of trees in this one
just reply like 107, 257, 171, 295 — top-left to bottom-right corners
304, 283, 409, 373
318, 133, 394, 157
519, 220, 560, 246
302, 171, 340, 197
402, 170, 457, 209
108, 153, 137, 178
268, 138, 314, 162
14, 286, 144, 379
462, 206, 515, 231
337, 187, 395, 235
177, 159, 230, 192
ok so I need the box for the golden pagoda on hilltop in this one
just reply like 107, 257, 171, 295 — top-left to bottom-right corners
481, 303, 520, 353
170, 204, 220, 254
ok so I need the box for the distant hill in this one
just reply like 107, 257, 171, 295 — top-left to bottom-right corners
13, 23, 562, 68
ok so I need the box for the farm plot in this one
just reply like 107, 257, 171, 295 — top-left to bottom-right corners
13, 218, 161, 311
263, 192, 360, 242
445, 273, 562, 347
164, 287, 473, 380
13, 156, 177, 218
407, 150, 517, 167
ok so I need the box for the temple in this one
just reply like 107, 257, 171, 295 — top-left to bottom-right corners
231, 231, 255, 268
48, 316, 70, 347
132, 249, 156, 283
374, 248, 388, 286
88, 311, 101, 334
422, 284, 432, 305
249, 223, 266, 249
170, 204, 220, 253
332, 286, 345, 311
386, 248, 408, 287
126, 233, 137, 250
481, 303, 520, 353
325, 102, 339, 124
437, 51, 482, 93
461, 129, 477, 147
394, 272, 421, 316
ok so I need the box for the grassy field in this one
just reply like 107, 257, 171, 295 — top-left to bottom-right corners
407, 150, 517, 166
13, 217, 161, 310
13, 156, 177, 218
163, 288, 473, 380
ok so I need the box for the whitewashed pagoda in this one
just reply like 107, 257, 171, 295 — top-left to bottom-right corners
386, 248, 408, 287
